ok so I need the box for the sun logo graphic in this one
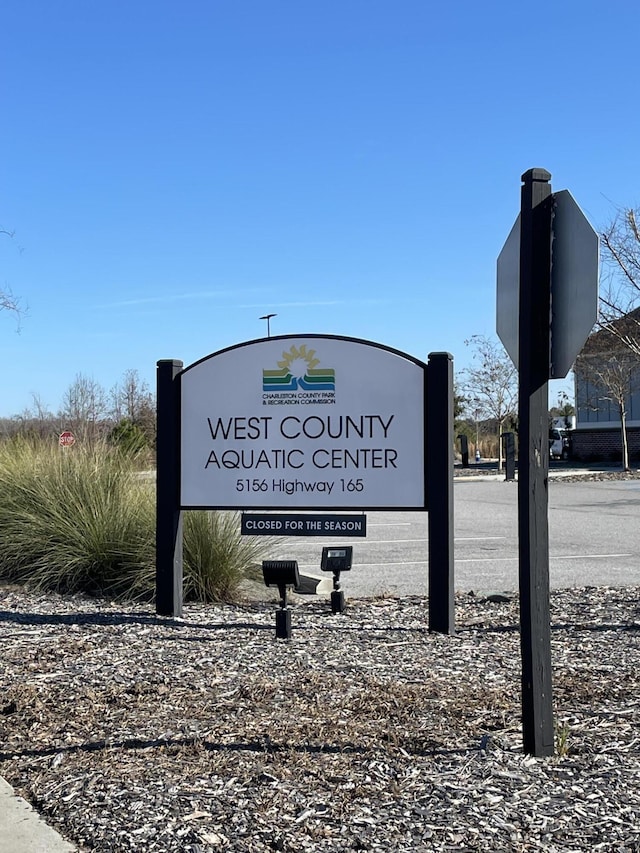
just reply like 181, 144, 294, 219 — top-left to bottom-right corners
263, 344, 336, 392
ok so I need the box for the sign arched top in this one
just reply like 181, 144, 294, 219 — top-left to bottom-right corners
179, 334, 427, 511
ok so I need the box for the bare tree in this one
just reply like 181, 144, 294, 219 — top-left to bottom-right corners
459, 335, 518, 470
18, 393, 57, 440
575, 347, 640, 471
1, 228, 23, 322
568, 206, 640, 468
110, 369, 156, 448
59, 374, 108, 445
110, 369, 153, 421
0, 289, 20, 315
599, 206, 640, 353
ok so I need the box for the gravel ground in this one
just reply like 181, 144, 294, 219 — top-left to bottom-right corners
1, 584, 639, 852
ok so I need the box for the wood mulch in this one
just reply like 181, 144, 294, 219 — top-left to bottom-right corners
1, 584, 639, 852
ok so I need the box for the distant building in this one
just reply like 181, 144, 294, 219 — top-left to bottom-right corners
573, 308, 640, 462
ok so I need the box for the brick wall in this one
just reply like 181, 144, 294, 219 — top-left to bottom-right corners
571, 427, 640, 462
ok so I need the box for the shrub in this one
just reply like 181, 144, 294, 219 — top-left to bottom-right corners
183, 511, 271, 602
108, 418, 149, 455
0, 440, 273, 602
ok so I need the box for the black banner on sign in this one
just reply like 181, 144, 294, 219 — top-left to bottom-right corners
241, 513, 367, 537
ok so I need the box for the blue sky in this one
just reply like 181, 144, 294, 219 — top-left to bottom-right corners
2, 1, 639, 417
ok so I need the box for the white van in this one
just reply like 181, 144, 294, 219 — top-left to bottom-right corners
549, 428, 571, 460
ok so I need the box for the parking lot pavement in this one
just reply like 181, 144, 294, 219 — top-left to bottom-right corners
267, 477, 640, 597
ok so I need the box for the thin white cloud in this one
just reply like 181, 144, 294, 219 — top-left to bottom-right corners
238, 297, 403, 309
99, 289, 261, 308
100, 293, 421, 311
238, 300, 345, 309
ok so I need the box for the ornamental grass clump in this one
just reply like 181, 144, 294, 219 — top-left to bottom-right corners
183, 510, 271, 602
0, 439, 155, 598
0, 440, 272, 602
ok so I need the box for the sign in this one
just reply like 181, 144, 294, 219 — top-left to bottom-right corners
550, 191, 600, 378
180, 335, 426, 510
496, 191, 599, 377
496, 214, 521, 368
241, 513, 367, 536
59, 431, 75, 447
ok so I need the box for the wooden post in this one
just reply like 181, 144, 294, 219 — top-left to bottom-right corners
517, 169, 554, 756
427, 351, 455, 634
156, 359, 183, 617
459, 434, 470, 468
503, 432, 516, 481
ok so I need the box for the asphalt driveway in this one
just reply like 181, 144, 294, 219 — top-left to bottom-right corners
266, 476, 640, 597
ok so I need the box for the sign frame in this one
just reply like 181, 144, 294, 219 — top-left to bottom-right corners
156, 343, 455, 635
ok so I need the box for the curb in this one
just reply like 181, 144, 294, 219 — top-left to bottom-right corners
0, 777, 76, 852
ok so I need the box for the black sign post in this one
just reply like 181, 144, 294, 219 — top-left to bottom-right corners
517, 169, 554, 756
498, 169, 599, 756
156, 359, 184, 617
427, 352, 454, 635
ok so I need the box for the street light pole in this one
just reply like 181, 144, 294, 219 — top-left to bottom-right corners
259, 313, 277, 338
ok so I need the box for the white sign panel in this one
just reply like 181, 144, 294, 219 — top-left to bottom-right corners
180, 335, 426, 509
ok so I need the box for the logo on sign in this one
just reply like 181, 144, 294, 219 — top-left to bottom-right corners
262, 345, 336, 406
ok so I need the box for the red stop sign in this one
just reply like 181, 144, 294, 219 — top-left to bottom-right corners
59, 431, 76, 447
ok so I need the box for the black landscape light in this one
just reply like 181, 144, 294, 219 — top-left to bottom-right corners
262, 560, 300, 639
321, 546, 353, 614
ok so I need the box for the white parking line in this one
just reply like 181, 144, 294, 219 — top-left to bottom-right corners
362, 538, 426, 545
302, 561, 428, 568
456, 553, 633, 564
455, 537, 506, 541
552, 553, 633, 560
286, 538, 425, 546
290, 552, 636, 569
288, 536, 505, 546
